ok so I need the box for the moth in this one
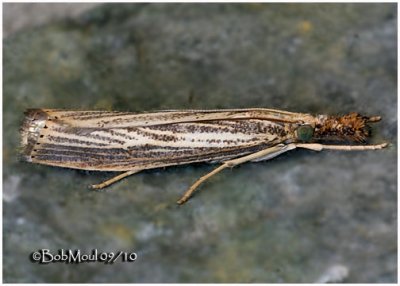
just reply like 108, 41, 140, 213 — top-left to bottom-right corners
20, 108, 387, 204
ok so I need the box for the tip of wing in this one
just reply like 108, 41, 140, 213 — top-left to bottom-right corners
20, 109, 49, 160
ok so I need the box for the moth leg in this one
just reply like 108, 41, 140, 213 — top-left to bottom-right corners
177, 144, 295, 205
295, 142, 388, 152
176, 142, 388, 204
90, 169, 141, 189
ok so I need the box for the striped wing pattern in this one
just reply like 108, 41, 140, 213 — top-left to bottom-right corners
21, 109, 293, 171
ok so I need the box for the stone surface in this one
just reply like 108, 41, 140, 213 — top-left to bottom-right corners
3, 3, 397, 283
3, 3, 99, 37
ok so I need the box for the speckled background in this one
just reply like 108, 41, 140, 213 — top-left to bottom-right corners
3, 3, 397, 283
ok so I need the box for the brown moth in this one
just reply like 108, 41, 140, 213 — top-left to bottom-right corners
20, 108, 387, 204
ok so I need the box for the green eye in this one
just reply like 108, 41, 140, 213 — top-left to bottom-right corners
296, 125, 314, 142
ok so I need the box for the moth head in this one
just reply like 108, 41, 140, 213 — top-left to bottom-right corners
313, 112, 381, 143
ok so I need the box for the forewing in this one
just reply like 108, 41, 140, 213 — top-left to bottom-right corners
21, 109, 293, 171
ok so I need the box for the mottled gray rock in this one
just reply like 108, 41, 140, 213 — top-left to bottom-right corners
3, 3, 99, 38
3, 3, 396, 283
